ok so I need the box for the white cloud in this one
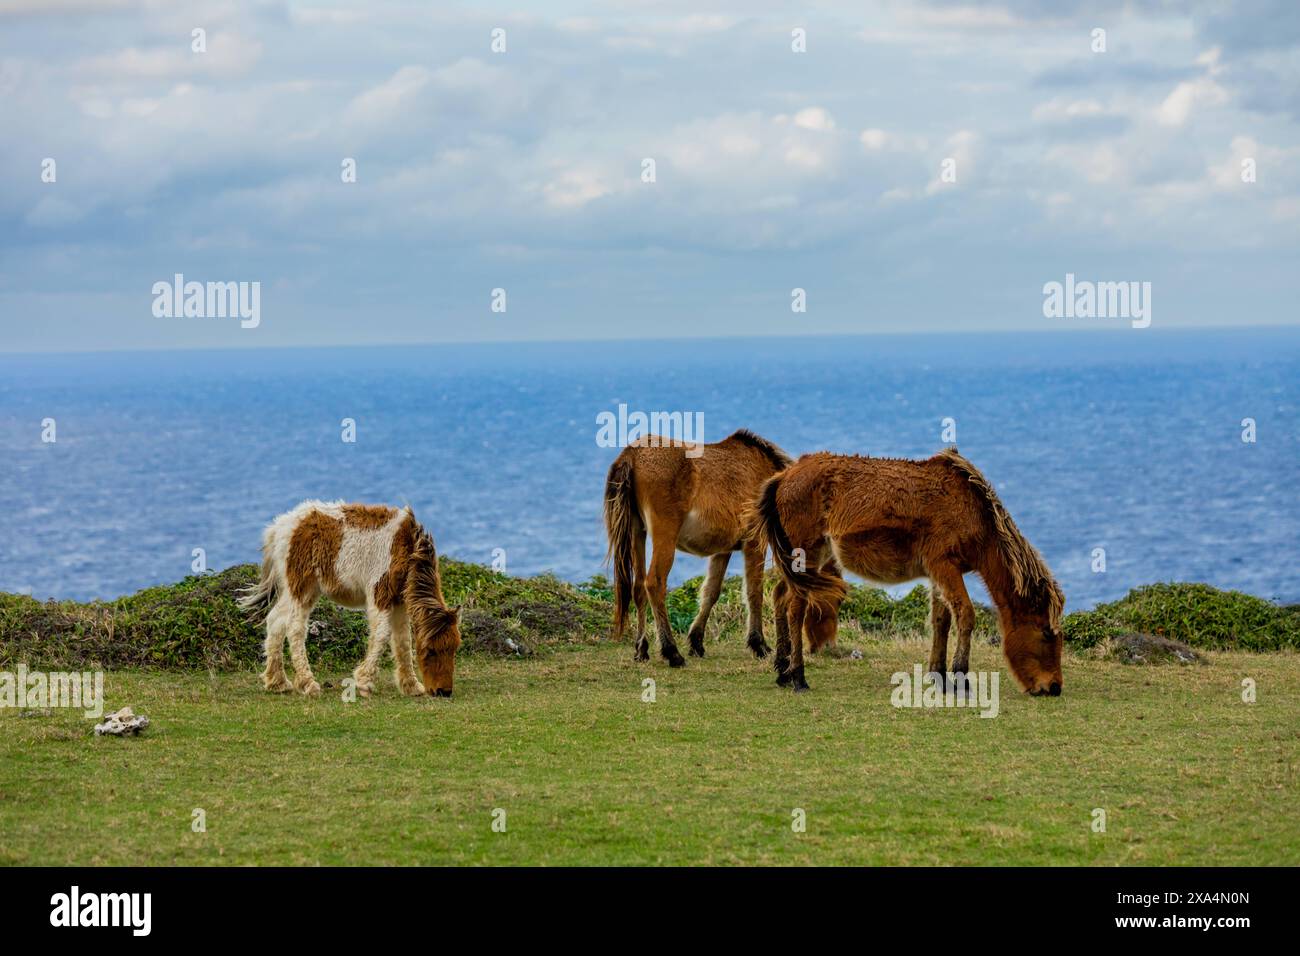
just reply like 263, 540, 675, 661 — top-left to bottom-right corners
1157, 77, 1227, 126
859, 128, 892, 150
907, 5, 1028, 30
664, 109, 851, 184
344, 65, 432, 125
1156, 50, 1229, 127
75, 46, 185, 79
1045, 141, 1125, 185
557, 17, 600, 34
542, 168, 613, 209
74, 33, 262, 80
791, 107, 836, 132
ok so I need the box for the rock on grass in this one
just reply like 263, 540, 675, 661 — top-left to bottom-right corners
1101, 632, 1204, 665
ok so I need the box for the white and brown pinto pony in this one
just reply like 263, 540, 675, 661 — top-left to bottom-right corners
239, 501, 462, 697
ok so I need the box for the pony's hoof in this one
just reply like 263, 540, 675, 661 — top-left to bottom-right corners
775, 669, 792, 687
633, 643, 650, 662
664, 649, 686, 668
688, 638, 706, 658
355, 683, 374, 699
399, 681, 424, 697
788, 666, 809, 692
792, 682, 810, 693
262, 674, 292, 693
747, 637, 771, 659
297, 680, 322, 697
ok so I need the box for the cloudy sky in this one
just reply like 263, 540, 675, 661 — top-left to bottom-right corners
2, 0, 1298, 351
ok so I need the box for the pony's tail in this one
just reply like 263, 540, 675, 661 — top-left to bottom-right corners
748, 473, 846, 618
603, 456, 640, 639
237, 527, 278, 618
748, 474, 795, 579
237, 550, 277, 619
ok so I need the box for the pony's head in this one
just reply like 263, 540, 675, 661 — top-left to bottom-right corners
1002, 581, 1065, 696
413, 603, 462, 697
938, 449, 1067, 696
404, 527, 462, 697
772, 576, 845, 654
804, 599, 841, 654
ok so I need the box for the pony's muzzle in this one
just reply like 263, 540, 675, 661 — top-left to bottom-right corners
432, 688, 452, 698
1049, 681, 1061, 696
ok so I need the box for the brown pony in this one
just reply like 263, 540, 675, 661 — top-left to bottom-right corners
239, 500, 462, 697
750, 449, 1065, 695
603, 429, 793, 666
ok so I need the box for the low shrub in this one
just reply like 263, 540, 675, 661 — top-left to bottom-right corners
0, 559, 610, 671
1062, 583, 1299, 651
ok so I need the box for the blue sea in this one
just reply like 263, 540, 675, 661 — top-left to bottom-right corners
2, 328, 1297, 609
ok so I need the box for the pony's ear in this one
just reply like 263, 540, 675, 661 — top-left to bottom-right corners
411, 527, 434, 558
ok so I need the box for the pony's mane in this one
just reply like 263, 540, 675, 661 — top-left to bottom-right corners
726, 429, 792, 469
404, 522, 447, 610
938, 448, 1064, 621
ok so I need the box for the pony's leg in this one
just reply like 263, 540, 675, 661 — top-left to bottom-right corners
926, 587, 952, 681
783, 589, 810, 691
772, 578, 792, 679
261, 597, 293, 692
929, 563, 975, 691
644, 522, 686, 667
286, 600, 322, 696
686, 552, 730, 657
632, 525, 650, 662
352, 604, 390, 698
741, 540, 770, 658
389, 607, 423, 696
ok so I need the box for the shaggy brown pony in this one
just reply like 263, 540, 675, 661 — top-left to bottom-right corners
604, 429, 794, 666
750, 449, 1065, 695
239, 501, 462, 697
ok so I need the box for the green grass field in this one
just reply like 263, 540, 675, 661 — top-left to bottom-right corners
3, 637, 1296, 866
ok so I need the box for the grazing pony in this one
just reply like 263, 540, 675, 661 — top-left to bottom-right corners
603, 429, 798, 666
239, 501, 462, 697
750, 449, 1065, 695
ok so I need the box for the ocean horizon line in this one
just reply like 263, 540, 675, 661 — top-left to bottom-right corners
3, 321, 1300, 359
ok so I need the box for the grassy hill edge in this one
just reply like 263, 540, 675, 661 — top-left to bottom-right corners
1, 560, 1296, 671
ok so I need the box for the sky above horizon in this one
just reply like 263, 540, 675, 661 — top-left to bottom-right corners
2, 0, 1299, 352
